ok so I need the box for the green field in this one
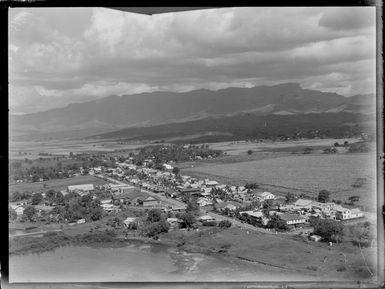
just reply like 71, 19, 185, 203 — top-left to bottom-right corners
208, 138, 361, 156
9, 175, 108, 195
183, 152, 377, 211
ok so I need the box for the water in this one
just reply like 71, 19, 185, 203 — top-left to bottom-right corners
9, 242, 319, 282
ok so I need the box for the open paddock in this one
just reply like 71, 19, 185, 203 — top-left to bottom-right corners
193, 226, 377, 281
9, 139, 147, 160
208, 138, 361, 156
183, 152, 377, 211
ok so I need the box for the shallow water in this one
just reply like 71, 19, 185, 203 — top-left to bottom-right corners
9, 241, 321, 282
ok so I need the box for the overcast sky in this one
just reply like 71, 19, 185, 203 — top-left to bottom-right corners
9, 7, 376, 114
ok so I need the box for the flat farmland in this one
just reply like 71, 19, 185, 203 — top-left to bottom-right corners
208, 138, 361, 156
183, 153, 377, 211
9, 175, 108, 195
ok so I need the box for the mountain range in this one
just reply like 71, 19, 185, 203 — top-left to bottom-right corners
10, 83, 375, 141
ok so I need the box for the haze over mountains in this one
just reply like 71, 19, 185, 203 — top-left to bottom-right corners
11, 83, 375, 141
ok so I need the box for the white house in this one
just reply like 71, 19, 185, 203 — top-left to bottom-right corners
123, 217, 137, 227
240, 210, 264, 218
68, 184, 95, 193
280, 213, 307, 226
77, 218, 86, 224
335, 206, 352, 220
205, 180, 219, 187
10, 204, 25, 216
350, 208, 364, 219
255, 191, 275, 201
198, 215, 215, 222
293, 199, 313, 210
197, 198, 213, 207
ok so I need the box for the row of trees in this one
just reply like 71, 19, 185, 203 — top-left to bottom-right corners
133, 144, 223, 165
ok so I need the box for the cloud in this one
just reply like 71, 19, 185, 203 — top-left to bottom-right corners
9, 7, 376, 114
318, 7, 375, 31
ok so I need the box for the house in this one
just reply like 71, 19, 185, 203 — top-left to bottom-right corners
68, 184, 95, 193
167, 218, 181, 228
170, 204, 187, 212
101, 203, 116, 212
197, 198, 213, 207
198, 215, 215, 222
123, 217, 137, 227
334, 206, 351, 220
240, 210, 264, 219
309, 234, 322, 242
100, 199, 112, 205
205, 180, 219, 187
350, 208, 364, 219
279, 213, 307, 226
311, 202, 333, 213
10, 204, 25, 216
153, 187, 165, 193
240, 210, 268, 225
109, 184, 134, 194
163, 164, 173, 170
179, 187, 201, 195
293, 199, 313, 210
142, 196, 161, 207
77, 218, 86, 224
255, 191, 275, 201
215, 201, 243, 211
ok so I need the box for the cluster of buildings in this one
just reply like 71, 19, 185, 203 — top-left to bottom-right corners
10, 152, 365, 233
280, 199, 364, 221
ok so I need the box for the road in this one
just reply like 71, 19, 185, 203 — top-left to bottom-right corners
10, 229, 62, 239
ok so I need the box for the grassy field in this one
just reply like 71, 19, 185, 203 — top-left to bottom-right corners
9, 175, 108, 195
9, 139, 146, 160
208, 138, 361, 156
183, 152, 377, 211
164, 226, 377, 281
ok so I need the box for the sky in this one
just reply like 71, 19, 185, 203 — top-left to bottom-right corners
9, 7, 376, 114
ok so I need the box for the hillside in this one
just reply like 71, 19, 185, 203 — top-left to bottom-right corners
10, 83, 374, 141
91, 112, 375, 143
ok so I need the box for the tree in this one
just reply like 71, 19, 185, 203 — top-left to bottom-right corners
218, 220, 232, 228
31, 193, 43, 205
55, 191, 65, 205
285, 192, 296, 204
147, 209, 163, 223
303, 147, 312, 154
266, 215, 288, 231
9, 209, 17, 221
88, 206, 103, 221
313, 219, 344, 243
186, 197, 199, 214
172, 167, 180, 175
247, 149, 253, 155
144, 220, 170, 238
348, 196, 360, 205
343, 141, 349, 147
46, 189, 57, 204
351, 222, 374, 247
180, 212, 196, 228
334, 142, 339, 147
318, 190, 330, 203
245, 183, 259, 190
22, 205, 37, 222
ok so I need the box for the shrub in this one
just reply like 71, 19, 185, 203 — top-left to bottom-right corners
306, 265, 318, 271
218, 220, 232, 228
337, 265, 347, 272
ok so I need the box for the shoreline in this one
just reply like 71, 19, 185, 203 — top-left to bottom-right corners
8, 230, 304, 274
